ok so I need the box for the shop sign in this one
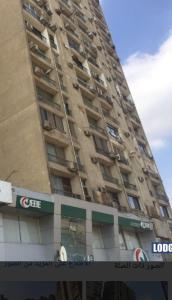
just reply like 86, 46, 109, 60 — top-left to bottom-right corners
0, 180, 12, 204
133, 248, 149, 262
16, 196, 54, 213
119, 217, 152, 231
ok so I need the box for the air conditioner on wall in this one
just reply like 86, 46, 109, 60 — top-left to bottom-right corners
109, 152, 120, 161
91, 156, 98, 164
67, 162, 77, 173
55, 8, 62, 15
34, 66, 43, 77
43, 120, 53, 131
50, 23, 58, 32
84, 129, 91, 137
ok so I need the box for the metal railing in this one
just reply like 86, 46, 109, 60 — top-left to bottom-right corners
103, 174, 119, 185
26, 23, 47, 43
83, 98, 99, 112
124, 181, 137, 191
95, 147, 109, 157
89, 124, 106, 135
48, 154, 69, 166
31, 47, 51, 63
23, 4, 40, 21
38, 94, 61, 111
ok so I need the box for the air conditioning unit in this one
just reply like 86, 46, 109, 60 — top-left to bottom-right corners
79, 49, 86, 56
40, 16, 48, 26
43, 120, 53, 131
142, 167, 149, 175
84, 129, 91, 137
89, 86, 96, 94
35, 0, 44, 6
30, 43, 39, 51
26, 22, 33, 31
55, 8, 62, 15
88, 32, 94, 39
109, 152, 120, 161
97, 45, 102, 51
67, 162, 77, 173
68, 61, 73, 68
91, 156, 98, 164
46, 6, 53, 16
98, 187, 106, 193
50, 23, 58, 32
34, 66, 43, 77
45, 68, 52, 75
124, 132, 130, 138
73, 83, 79, 89
138, 176, 144, 183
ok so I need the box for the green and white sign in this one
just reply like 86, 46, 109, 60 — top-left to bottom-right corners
119, 217, 152, 230
16, 196, 54, 214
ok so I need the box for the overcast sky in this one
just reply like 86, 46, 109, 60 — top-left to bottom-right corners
101, 0, 172, 201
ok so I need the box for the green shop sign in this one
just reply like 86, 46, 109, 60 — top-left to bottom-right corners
16, 196, 54, 214
118, 216, 152, 230
92, 211, 114, 224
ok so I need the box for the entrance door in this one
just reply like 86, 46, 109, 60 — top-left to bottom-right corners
92, 224, 108, 261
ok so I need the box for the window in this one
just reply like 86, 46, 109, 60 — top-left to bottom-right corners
51, 175, 72, 196
46, 144, 65, 164
107, 125, 119, 139
122, 173, 129, 183
40, 108, 64, 132
69, 121, 77, 139
61, 217, 86, 261
138, 142, 147, 155
88, 116, 98, 129
128, 196, 141, 210
3, 214, 41, 244
160, 206, 169, 218
93, 135, 109, 154
124, 230, 141, 250
119, 230, 127, 250
100, 164, 111, 178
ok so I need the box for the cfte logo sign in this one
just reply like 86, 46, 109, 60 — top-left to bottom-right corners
20, 197, 41, 209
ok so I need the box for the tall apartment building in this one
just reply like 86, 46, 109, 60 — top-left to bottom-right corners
0, 0, 172, 261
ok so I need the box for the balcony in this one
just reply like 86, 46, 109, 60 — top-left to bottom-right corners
30, 45, 52, 69
59, 0, 73, 16
155, 193, 168, 202
98, 93, 113, 107
95, 147, 110, 157
26, 23, 49, 51
118, 156, 129, 165
83, 98, 99, 114
103, 174, 120, 185
124, 181, 137, 191
33, 66, 58, 94
52, 188, 81, 199
37, 93, 61, 111
73, 60, 90, 80
48, 153, 69, 167
103, 111, 120, 126
88, 56, 99, 69
89, 124, 106, 136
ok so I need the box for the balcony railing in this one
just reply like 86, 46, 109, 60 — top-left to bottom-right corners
26, 23, 47, 43
40, 73, 57, 86
31, 47, 51, 63
78, 77, 89, 88
83, 98, 99, 112
38, 94, 61, 110
88, 57, 99, 68
23, 4, 41, 21
68, 40, 80, 52
89, 124, 106, 135
48, 154, 69, 166
124, 181, 137, 191
74, 61, 88, 73
103, 111, 119, 125
118, 156, 129, 165
52, 188, 81, 199
103, 174, 119, 185
95, 147, 110, 157
155, 193, 168, 202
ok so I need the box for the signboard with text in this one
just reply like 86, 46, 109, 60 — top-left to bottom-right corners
16, 196, 54, 214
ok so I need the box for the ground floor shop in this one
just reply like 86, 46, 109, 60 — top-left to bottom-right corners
0, 180, 170, 261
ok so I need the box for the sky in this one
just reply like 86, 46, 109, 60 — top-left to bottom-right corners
101, 0, 172, 201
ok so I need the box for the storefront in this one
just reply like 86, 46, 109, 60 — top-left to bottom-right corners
61, 205, 87, 261
0, 185, 55, 261
92, 211, 115, 261
118, 215, 162, 261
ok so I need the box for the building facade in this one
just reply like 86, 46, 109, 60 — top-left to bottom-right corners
0, 0, 172, 260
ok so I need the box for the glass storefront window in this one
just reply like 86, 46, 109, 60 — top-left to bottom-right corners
3, 214, 41, 244
92, 225, 105, 249
124, 230, 141, 250
61, 217, 86, 261
119, 230, 127, 250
